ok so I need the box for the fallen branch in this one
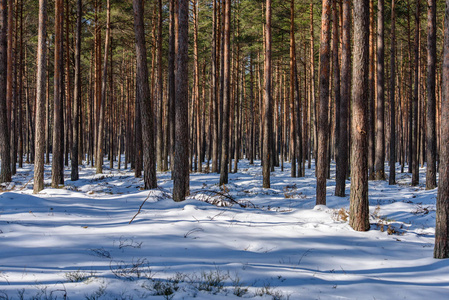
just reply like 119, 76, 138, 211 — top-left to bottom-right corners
129, 193, 152, 224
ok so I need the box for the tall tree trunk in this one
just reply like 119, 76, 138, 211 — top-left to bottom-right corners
168, 0, 176, 174
412, 0, 420, 186
368, 0, 375, 180
333, 0, 341, 184
7, 0, 14, 175
262, 0, 272, 188
132, 0, 157, 189
51, 0, 64, 188
389, 0, 396, 185
219, 0, 230, 186
71, 0, 82, 181
33, 0, 47, 192
157, 0, 164, 172
426, 0, 437, 189
434, 0, 449, 259
289, 0, 296, 178
335, 0, 350, 197
310, 3, 317, 165
316, 0, 331, 205
350, 0, 370, 231
375, 0, 386, 180
173, 0, 189, 201
96, 0, 110, 174
0, 0, 11, 183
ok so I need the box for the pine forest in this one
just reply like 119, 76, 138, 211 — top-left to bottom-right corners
1, 0, 449, 299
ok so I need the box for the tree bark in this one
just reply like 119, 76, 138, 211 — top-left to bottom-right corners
173, 0, 189, 201
95, 0, 110, 174
51, 0, 64, 188
426, 0, 437, 189
0, 0, 11, 183
335, 0, 350, 197
434, 0, 449, 259
350, 0, 370, 231
389, 0, 396, 185
375, 0, 386, 180
71, 0, 82, 181
33, 0, 47, 192
132, 0, 157, 189
262, 0, 272, 188
219, 0, 231, 186
412, 0, 420, 186
316, 0, 331, 205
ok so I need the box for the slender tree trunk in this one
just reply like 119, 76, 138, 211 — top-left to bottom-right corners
51, 0, 64, 188
336, 0, 350, 197
96, 0, 110, 174
289, 0, 296, 178
0, 0, 11, 183
310, 3, 317, 166
317, 0, 331, 205
350, 0, 370, 231
412, 0, 420, 186
434, 0, 449, 259
157, 0, 164, 172
375, 0, 386, 180
173, 0, 189, 201
389, 0, 396, 185
193, 0, 202, 173
368, 0, 375, 180
132, 0, 157, 189
71, 0, 82, 181
168, 0, 176, 174
333, 0, 341, 185
219, 0, 231, 186
262, 0, 272, 188
426, 0, 437, 189
33, 0, 47, 192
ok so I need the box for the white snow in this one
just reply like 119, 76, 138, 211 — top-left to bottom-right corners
0, 158, 448, 299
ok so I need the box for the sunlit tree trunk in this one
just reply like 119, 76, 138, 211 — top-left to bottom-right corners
262, 0, 272, 188
389, 0, 396, 185
350, 0, 370, 231
33, 0, 47, 192
426, 0, 437, 189
0, 0, 11, 183
434, 0, 449, 259
173, 0, 189, 201
51, 0, 64, 187
71, 0, 82, 181
132, 0, 157, 189
316, 0, 331, 205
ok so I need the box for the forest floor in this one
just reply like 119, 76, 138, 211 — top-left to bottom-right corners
0, 158, 448, 299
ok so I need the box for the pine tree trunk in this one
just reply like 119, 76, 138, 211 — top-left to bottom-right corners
350, 0, 370, 232
96, 0, 110, 174
389, 0, 396, 185
289, 0, 296, 178
375, 0, 386, 180
368, 0, 375, 180
71, 0, 82, 181
434, 0, 449, 259
316, 0, 331, 205
0, 0, 11, 183
51, 0, 64, 188
412, 0, 420, 186
426, 0, 437, 189
132, 0, 157, 189
333, 0, 341, 187
262, 0, 272, 188
33, 0, 47, 192
219, 0, 231, 186
173, 0, 189, 201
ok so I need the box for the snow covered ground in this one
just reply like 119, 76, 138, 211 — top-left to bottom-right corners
0, 158, 448, 299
